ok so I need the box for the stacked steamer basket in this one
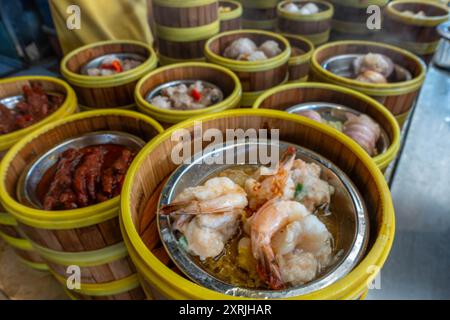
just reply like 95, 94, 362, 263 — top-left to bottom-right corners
310, 41, 427, 127
330, 0, 389, 40
0, 76, 77, 271
153, 0, 220, 65
0, 110, 163, 300
119, 109, 395, 300
205, 30, 291, 107
277, 0, 334, 46
135, 62, 242, 127
219, 0, 243, 32
239, 0, 279, 31
61, 40, 158, 111
383, 0, 450, 64
252, 82, 401, 171
283, 35, 314, 82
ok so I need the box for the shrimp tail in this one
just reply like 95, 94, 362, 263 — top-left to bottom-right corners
280, 146, 296, 169
160, 200, 233, 216
256, 244, 285, 290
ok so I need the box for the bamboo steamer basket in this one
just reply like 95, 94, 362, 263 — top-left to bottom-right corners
0, 213, 48, 271
0, 109, 163, 300
310, 40, 426, 124
61, 40, 158, 109
153, 0, 220, 63
277, 0, 334, 46
239, 0, 279, 31
252, 82, 401, 171
383, 0, 450, 63
219, 0, 243, 32
205, 30, 291, 107
0, 76, 77, 271
330, 0, 389, 38
120, 109, 395, 300
135, 62, 242, 126
284, 34, 314, 82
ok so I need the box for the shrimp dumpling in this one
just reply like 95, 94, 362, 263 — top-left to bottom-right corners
259, 40, 282, 58
223, 38, 258, 59
238, 51, 268, 61
353, 53, 394, 78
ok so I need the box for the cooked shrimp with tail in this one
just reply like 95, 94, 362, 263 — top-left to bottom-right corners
160, 177, 248, 260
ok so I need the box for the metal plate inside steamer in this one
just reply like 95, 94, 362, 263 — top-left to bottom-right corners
0, 93, 64, 111
287, 102, 390, 155
80, 53, 146, 75
157, 140, 369, 298
17, 131, 145, 209
322, 54, 412, 82
145, 80, 224, 103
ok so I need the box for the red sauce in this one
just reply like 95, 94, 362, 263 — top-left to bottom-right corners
36, 144, 135, 211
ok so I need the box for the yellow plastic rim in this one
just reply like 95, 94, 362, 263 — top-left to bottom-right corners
205, 29, 291, 72
0, 231, 33, 250
288, 75, 309, 83
0, 212, 18, 226
135, 62, 242, 124
120, 108, 395, 300
283, 34, 314, 64
331, 19, 374, 34
64, 288, 77, 300
61, 40, 158, 88
386, 0, 450, 27
158, 54, 206, 66
153, 0, 217, 7
329, 0, 388, 8
78, 102, 136, 111
241, 74, 289, 106
395, 110, 410, 127
155, 21, 220, 42
17, 256, 49, 271
389, 39, 440, 55
0, 76, 77, 152
252, 82, 401, 171
311, 40, 427, 96
52, 272, 141, 296
303, 29, 330, 45
242, 19, 277, 29
0, 109, 164, 230
219, 0, 243, 20
278, 0, 334, 21
240, 0, 280, 9
30, 241, 129, 267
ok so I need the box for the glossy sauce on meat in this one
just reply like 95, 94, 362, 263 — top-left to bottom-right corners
0, 84, 64, 135
37, 144, 135, 210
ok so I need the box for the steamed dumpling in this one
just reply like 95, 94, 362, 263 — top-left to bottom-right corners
259, 40, 282, 58
238, 51, 268, 61
356, 70, 388, 84
299, 3, 320, 15
284, 2, 300, 12
353, 53, 394, 78
223, 38, 258, 59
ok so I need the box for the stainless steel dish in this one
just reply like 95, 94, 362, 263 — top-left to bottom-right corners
157, 139, 369, 298
80, 53, 146, 75
322, 53, 412, 82
434, 22, 450, 70
17, 131, 145, 209
145, 80, 224, 104
0, 93, 64, 110
286, 102, 390, 155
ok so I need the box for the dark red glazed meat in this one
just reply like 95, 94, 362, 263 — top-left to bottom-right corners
38, 144, 135, 210
0, 84, 63, 135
